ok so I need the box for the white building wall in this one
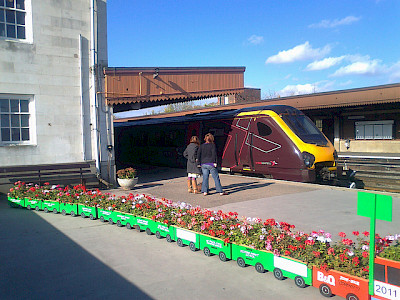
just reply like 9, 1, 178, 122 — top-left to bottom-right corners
0, 0, 113, 183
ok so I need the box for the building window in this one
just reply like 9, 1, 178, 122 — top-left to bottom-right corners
0, 0, 26, 39
0, 96, 33, 144
355, 120, 393, 140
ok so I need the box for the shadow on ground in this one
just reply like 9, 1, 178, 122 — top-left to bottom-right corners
0, 193, 152, 300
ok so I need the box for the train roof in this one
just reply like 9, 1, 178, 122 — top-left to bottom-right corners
114, 105, 300, 128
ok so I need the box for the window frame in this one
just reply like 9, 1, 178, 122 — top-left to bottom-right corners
0, 94, 35, 146
0, 0, 32, 43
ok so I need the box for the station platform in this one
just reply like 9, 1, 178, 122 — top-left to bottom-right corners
108, 165, 400, 240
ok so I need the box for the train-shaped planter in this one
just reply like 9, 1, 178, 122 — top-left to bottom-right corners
7, 196, 399, 300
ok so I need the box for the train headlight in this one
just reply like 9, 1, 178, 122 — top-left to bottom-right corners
302, 152, 315, 168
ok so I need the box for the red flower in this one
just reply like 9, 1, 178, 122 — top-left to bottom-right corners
338, 232, 346, 238
312, 251, 321, 257
328, 248, 335, 255
362, 231, 369, 237
284, 250, 291, 256
362, 251, 368, 258
352, 231, 359, 236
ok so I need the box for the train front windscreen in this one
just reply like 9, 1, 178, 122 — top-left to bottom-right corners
280, 112, 328, 146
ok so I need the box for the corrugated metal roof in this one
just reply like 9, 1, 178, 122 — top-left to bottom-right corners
114, 83, 400, 123
104, 67, 245, 106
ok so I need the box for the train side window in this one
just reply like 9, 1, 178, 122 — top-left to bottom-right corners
374, 263, 386, 282
257, 122, 272, 136
387, 266, 400, 286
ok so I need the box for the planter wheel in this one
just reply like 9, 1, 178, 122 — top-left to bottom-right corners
346, 294, 358, 300
319, 284, 332, 297
237, 257, 246, 268
35, 206, 40, 211
89, 214, 94, 220
203, 247, 211, 257
145, 228, 152, 235
255, 263, 265, 273
273, 268, 284, 280
117, 220, 122, 227
177, 238, 183, 247
219, 251, 227, 262
136, 225, 142, 232
126, 223, 132, 230
81, 212, 86, 218
294, 276, 306, 288
44, 208, 49, 213
70, 211, 76, 217
100, 216, 105, 222
27, 205, 31, 210
189, 242, 197, 252
156, 231, 162, 239
166, 234, 172, 243
62, 209, 66, 216
108, 218, 113, 225
53, 208, 58, 214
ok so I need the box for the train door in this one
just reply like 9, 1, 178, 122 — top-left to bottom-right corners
186, 122, 201, 144
246, 117, 283, 174
221, 116, 251, 171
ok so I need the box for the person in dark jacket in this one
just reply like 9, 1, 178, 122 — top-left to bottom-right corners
183, 136, 202, 194
196, 133, 228, 196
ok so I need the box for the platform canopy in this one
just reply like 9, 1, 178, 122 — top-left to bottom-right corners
104, 67, 245, 113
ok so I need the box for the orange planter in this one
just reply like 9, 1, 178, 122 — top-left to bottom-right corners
312, 266, 369, 300
373, 257, 400, 300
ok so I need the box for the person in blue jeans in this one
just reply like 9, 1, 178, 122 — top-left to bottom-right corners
196, 133, 228, 196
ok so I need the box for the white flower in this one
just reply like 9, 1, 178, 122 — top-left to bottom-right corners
362, 245, 369, 250
348, 251, 354, 256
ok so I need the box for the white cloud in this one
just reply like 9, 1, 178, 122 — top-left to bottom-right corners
388, 61, 400, 82
279, 81, 334, 97
331, 59, 384, 76
265, 42, 331, 64
247, 35, 264, 45
309, 16, 361, 28
306, 56, 346, 71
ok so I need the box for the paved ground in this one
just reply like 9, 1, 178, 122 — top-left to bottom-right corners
1, 166, 399, 299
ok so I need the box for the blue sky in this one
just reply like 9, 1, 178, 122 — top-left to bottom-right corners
108, 0, 400, 107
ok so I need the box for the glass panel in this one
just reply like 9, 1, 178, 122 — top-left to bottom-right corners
0, 23, 4, 37
0, 99, 9, 112
5, 9, 14, 22
6, 24, 15, 38
364, 125, 373, 139
16, 11, 24, 24
6, 0, 14, 8
11, 114, 19, 127
20, 100, 28, 112
21, 127, 29, 140
16, 0, 24, 10
382, 124, 392, 139
16, 25, 24, 38
1, 114, 9, 127
0, 9, 4, 22
373, 124, 383, 140
355, 125, 364, 140
387, 266, 400, 286
0, 0, 4, 8
374, 263, 385, 282
10, 99, 18, 112
11, 127, 20, 141
20, 114, 28, 127
257, 122, 272, 136
1, 128, 10, 141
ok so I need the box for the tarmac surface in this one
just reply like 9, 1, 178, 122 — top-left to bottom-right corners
1, 166, 399, 300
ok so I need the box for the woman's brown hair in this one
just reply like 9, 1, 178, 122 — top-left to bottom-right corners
204, 133, 214, 143
190, 136, 200, 145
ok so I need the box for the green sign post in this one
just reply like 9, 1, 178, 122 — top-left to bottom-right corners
357, 191, 392, 295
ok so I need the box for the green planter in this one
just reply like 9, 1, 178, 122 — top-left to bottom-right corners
98, 209, 119, 224
7, 197, 24, 208
136, 216, 156, 235
78, 204, 97, 220
199, 233, 232, 261
25, 198, 42, 211
272, 255, 312, 287
173, 226, 200, 251
150, 221, 175, 242
60, 203, 78, 217
114, 211, 136, 229
231, 243, 274, 273
42, 200, 60, 214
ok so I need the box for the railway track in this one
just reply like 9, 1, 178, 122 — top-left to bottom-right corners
337, 155, 400, 193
